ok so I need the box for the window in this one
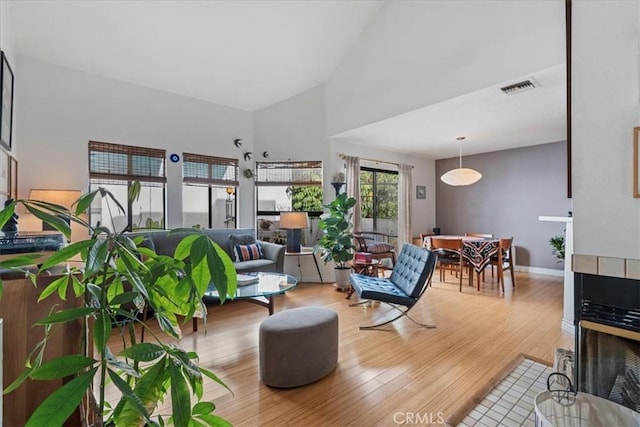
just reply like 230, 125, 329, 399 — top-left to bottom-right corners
255, 161, 323, 245
182, 153, 239, 229
88, 141, 166, 232
360, 167, 398, 236
255, 161, 323, 216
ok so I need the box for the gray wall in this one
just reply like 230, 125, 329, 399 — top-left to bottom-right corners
435, 141, 571, 270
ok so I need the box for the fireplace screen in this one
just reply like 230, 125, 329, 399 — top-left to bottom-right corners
579, 321, 640, 413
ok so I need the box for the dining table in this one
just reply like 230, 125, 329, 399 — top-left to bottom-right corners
423, 235, 500, 290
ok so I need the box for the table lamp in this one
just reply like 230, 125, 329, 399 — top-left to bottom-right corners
279, 211, 308, 253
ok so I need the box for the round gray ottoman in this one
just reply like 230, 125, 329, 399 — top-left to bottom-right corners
259, 306, 338, 388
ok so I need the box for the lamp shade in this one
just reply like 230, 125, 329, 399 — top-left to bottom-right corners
440, 168, 483, 186
28, 189, 82, 210
279, 212, 308, 229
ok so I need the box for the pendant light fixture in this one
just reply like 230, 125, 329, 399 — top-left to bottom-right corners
440, 137, 482, 186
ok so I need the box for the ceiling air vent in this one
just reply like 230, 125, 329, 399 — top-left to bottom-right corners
500, 79, 538, 95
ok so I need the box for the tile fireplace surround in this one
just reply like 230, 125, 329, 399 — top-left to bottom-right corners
573, 255, 640, 414
573, 254, 640, 280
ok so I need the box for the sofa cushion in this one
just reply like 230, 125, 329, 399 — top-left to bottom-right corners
234, 243, 264, 262
367, 242, 395, 254
235, 259, 278, 273
229, 233, 257, 247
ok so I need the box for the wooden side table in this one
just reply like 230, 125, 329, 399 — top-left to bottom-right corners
285, 249, 323, 283
347, 259, 379, 299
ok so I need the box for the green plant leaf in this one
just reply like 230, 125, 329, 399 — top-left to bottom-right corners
25, 366, 98, 427
169, 360, 191, 427
100, 187, 127, 216
85, 238, 110, 277
0, 253, 43, 269
37, 275, 68, 302
3, 369, 32, 394
105, 346, 141, 377
30, 355, 96, 380
156, 310, 181, 339
174, 233, 200, 260
192, 401, 216, 416
115, 357, 168, 425
39, 240, 95, 271
206, 242, 235, 301
120, 343, 166, 362
57, 274, 70, 300
36, 307, 96, 325
128, 180, 141, 204
107, 368, 151, 425
194, 414, 232, 427
109, 291, 138, 306
71, 274, 84, 297
200, 366, 232, 395
93, 312, 112, 352
0, 199, 16, 229
74, 189, 99, 216
24, 203, 71, 239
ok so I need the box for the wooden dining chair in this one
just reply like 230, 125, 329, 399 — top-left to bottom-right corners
465, 233, 494, 280
465, 233, 494, 239
429, 237, 467, 292
489, 237, 515, 291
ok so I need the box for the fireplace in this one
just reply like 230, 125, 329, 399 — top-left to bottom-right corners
575, 273, 640, 413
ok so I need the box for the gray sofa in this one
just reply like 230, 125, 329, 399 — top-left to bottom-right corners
127, 228, 285, 274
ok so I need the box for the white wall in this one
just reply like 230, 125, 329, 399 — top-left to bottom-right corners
16, 57, 255, 232
1, 0, 17, 206
572, 1, 640, 259
254, 85, 332, 199
325, 0, 565, 137
254, 84, 437, 240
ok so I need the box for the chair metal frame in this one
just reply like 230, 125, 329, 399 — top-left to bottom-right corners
350, 245, 437, 331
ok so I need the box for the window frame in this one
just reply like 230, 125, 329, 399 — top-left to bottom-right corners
360, 166, 399, 232
255, 160, 323, 218
88, 140, 167, 231
182, 152, 239, 229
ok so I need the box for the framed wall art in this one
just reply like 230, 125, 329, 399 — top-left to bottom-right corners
416, 185, 426, 200
0, 149, 8, 199
9, 155, 17, 200
0, 50, 14, 151
634, 127, 639, 198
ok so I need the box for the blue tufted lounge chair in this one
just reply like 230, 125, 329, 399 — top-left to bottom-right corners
349, 243, 437, 330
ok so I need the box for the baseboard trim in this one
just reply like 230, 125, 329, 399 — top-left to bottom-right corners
515, 265, 564, 277
561, 319, 575, 334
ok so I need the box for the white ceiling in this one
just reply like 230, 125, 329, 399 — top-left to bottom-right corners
334, 65, 567, 160
7, 0, 566, 160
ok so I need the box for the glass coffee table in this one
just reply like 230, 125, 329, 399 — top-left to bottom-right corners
192, 272, 298, 331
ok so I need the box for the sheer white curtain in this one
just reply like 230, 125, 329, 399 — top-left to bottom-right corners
344, 156, 361, 233
398, 163, 412, 248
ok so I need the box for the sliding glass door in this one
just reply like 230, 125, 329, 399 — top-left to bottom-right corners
360, 167, 398, 238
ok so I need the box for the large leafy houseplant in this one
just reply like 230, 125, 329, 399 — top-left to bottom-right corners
0, 186, 236, 427
315, 193, 356, 269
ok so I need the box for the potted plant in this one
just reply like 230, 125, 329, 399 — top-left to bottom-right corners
549, 234, 565, 262
315, 193, 356, 289
0, 186, 236, 427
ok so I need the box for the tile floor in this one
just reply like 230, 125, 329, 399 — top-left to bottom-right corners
457, 358, 554, 427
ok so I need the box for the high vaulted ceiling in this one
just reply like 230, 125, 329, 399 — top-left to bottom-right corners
6, 0, 566, 159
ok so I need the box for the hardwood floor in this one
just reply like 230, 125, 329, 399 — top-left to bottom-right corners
108, 271, 574, 426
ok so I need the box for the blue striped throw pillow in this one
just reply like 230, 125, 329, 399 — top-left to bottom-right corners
234, 243, 263, 262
